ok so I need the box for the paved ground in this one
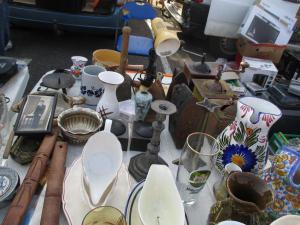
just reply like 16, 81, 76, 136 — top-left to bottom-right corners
6, 11, 214, 94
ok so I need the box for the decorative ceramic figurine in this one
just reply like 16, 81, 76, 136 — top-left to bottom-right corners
138, 165, 185, 225
70, 56, 88, 79
215, 97, 282, 173
135, 89, 153, 121
81, 65, 106, 106
81, 131, 123, 208
264, 146, 300, 220
96, 71, 124, 119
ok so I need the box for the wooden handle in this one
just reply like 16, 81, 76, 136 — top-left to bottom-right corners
40, 141, 68, 225
118, 26, 131, 76
1, 130, 58, 225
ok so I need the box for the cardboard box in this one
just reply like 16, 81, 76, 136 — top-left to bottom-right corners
237, 38, 286, 63
239, 5, 297, 45
240, 56, 278, 88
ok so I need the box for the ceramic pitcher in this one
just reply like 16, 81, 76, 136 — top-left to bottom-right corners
215, 97, 282, 173
96, 71, 124, 119
81, 65, 106, 106
264, 146, 300, 220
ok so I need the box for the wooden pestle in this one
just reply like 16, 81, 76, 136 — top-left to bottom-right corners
40, 141, 68, 225
1, 130, 58, 225
118, 26, 131, 76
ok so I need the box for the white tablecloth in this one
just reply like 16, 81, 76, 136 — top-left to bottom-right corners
0, 73, 221, 225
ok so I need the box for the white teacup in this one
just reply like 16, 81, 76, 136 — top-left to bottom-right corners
81, 65, 106, 105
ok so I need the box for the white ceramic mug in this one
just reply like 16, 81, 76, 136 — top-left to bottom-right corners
81, 65, 106, 106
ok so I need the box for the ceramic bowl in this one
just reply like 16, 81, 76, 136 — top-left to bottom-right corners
81, 131, 123, 208
270, 215, 300, 225
82, 206, 127, 225
58, 107, 103, 144
138, 165, 185, 225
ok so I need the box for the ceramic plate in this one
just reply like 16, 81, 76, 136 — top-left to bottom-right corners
82, 131, 123, 207
62, 159, 130, 225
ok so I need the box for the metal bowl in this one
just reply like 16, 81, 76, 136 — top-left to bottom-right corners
58, 107, 103, 144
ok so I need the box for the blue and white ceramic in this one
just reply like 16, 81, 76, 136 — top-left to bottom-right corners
81, 65, 106, 105
134, 90, 152, 121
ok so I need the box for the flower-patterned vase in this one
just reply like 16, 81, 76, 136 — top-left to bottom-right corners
264, 146, 300, 220
81, 65, 106, 106
215, 97, 282, 173
70, 56, 88, 79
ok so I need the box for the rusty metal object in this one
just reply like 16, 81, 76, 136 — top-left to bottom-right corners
1, 130, 58, 225
40, 141, 68, 225
169, 84, 236, 149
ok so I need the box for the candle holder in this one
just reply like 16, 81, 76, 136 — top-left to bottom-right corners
128, 100, 176, 182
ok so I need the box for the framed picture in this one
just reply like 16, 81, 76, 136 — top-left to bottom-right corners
14, 94, 57, 135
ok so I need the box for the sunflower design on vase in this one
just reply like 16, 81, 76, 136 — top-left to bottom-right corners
215, 97, 282, 173
264, 146, 300, 220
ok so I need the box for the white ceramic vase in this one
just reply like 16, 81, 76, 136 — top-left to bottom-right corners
215, 97, 282, 173
81, 65, 106, 106
96, 71, 124, 119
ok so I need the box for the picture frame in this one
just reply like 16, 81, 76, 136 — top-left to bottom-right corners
14, 93, 57, 135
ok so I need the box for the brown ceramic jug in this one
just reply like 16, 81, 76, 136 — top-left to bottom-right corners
226, 172, 274, 223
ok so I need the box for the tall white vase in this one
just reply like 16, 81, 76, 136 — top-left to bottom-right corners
96, 71, 124, 119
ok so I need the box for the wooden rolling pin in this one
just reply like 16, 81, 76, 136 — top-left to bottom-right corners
40, 141, 68, 225
1, 130, 58, 225
118, 26, 131, 76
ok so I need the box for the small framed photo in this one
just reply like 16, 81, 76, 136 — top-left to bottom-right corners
14, 94, 57, 135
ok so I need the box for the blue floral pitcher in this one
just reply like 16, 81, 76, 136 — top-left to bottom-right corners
215, 97, 282, 173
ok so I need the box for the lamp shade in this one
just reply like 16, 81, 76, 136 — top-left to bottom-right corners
151, 17, 180, 57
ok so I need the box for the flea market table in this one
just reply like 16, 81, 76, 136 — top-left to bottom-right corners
0, 72, 221, 225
